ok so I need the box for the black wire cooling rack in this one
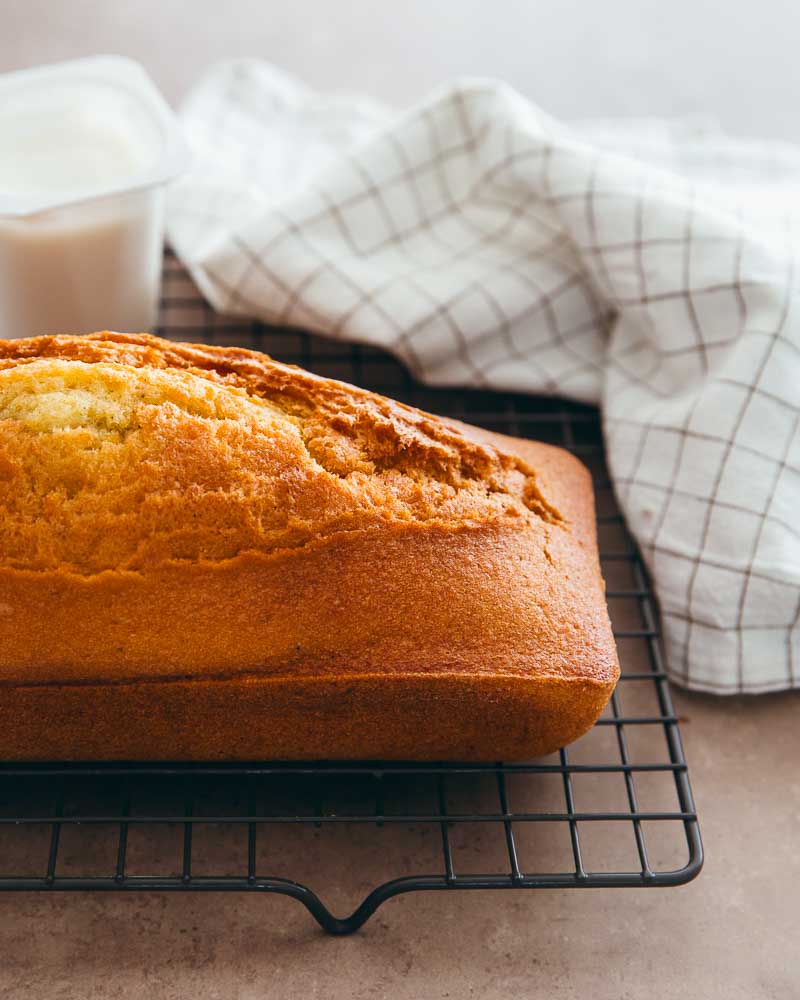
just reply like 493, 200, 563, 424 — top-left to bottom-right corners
0, 254, 702, 934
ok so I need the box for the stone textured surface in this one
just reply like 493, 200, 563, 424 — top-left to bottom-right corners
0, 688, 798, 999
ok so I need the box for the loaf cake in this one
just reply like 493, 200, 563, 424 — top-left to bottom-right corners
0, 332, 618, 760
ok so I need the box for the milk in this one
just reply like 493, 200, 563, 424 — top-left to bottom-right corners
0, 192, 163, 339
0, 57, 188, 340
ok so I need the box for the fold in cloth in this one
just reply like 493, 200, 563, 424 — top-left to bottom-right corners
168, 59, 800, 694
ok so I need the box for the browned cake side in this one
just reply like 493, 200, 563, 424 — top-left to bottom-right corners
0, 332, 619, 760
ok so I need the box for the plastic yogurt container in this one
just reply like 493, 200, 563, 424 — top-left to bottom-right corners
0, 56, 189, 339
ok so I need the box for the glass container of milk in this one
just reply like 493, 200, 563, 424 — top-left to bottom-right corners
0, 57, 188, 339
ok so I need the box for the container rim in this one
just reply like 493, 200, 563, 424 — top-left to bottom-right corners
0, 54, 191, 218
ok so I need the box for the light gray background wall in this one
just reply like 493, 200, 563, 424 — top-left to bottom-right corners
3, 0, 799, 140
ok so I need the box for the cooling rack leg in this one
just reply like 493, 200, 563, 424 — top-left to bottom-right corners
288, 882, 410, 935
246, 880, 391, 935
280, 877, 445, 935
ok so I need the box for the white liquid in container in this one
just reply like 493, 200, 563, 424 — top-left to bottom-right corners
0, 110, 151, 196
0, 57, 188, 340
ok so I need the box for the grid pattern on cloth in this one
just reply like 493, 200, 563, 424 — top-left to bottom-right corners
167, 60, 800, 694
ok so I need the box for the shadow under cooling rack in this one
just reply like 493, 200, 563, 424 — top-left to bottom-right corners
0, 255, 703, 934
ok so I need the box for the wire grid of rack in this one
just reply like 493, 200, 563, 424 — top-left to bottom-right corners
0, 253, 702, 934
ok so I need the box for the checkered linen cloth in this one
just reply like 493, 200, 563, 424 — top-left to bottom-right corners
167, 60, 800, 694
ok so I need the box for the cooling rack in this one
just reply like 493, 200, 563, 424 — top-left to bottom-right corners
0, 254, 702, 934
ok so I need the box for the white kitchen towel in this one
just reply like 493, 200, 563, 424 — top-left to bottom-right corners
167, 59, 800, 695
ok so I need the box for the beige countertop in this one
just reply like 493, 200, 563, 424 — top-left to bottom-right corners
1, 689, 797, 999
1, 5, 799, 996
